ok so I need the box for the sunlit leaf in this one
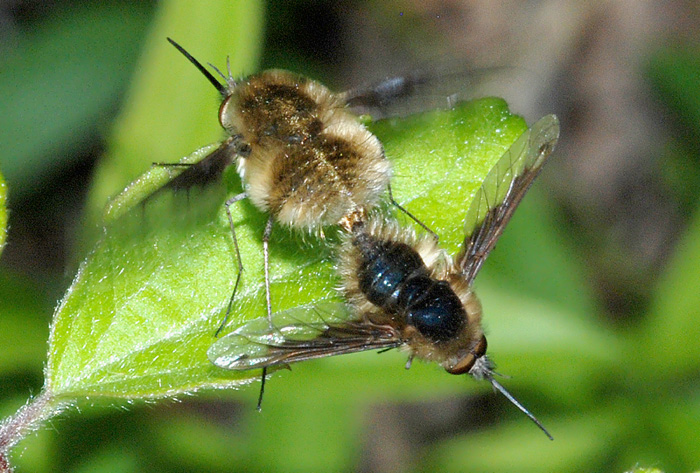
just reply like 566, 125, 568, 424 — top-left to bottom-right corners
45, 98, 528, 401
371, 98, 527, 255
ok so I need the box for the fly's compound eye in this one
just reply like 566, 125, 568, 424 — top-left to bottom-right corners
219, 95, 236, 133
406, 280, 466, 343
473, 334, 487, 357
445, 334, 488, 375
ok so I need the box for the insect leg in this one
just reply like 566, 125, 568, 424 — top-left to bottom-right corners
405, 353, 414, 370
387, 184, 439, 241
257, 368, 267, 412
257, 215, 275, 411
151, 162, 191, 167
215, 191, 249, 337
262, 215, 275, 325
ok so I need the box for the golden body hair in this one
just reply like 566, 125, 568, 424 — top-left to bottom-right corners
221, 70, 390, 230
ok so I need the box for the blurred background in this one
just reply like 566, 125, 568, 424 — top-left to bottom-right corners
1, 1, 700, 472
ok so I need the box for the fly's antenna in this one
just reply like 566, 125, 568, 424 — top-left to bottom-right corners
167, 37, 228, 97
486, 374, 553, 440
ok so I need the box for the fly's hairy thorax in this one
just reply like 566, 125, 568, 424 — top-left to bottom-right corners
219, 70, 390, 230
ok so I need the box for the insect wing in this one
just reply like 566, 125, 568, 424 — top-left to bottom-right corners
343, 67, 506, 120
103, 139, 238, 224
208, 302, 402, 370
458, 114, 560, 283
160, 137, 237, 192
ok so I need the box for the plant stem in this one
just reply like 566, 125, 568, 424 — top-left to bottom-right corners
0, 390, 69, 472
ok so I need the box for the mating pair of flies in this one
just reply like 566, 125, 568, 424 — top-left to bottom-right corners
114, 38, 559, 439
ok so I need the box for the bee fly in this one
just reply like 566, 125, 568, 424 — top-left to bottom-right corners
159, 38, 446, 333
208, 114, 560, 439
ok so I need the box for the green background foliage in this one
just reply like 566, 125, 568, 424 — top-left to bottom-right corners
0, 171, 6, 254
1, 1, 700, 472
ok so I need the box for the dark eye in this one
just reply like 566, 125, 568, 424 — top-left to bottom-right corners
407, 281, 465, 342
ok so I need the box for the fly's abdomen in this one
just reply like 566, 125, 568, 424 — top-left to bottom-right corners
355, 237, 425, 307
353, 232, 466, 343
398, 277, 466, 342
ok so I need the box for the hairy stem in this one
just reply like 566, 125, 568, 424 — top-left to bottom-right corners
0, 391, 69, 472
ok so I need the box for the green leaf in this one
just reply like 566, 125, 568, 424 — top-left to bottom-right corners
44, 0, 266, 400
0, 170, 6, 254
102, 143, 221, 224
45, 98, 529, 401
370, 98, 527, 255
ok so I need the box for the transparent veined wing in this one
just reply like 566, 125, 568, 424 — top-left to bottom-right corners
103, 138, 238, 224
342, 67, 508, 120
207, 302, 402, 370
457, 114, 560, 283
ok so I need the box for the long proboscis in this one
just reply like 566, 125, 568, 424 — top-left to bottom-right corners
487, 375, 553, 440
167, 37, 228, 97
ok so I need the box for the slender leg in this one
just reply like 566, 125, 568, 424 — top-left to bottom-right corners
256, 369, 267, 412
387, 184, 439, 241
215, 191, 249, 337
405, 354, 414, 370
262, 215, 275, 325
257, 215, 275, 411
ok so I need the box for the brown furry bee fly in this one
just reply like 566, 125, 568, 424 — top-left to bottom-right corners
161, 38, 459, 331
